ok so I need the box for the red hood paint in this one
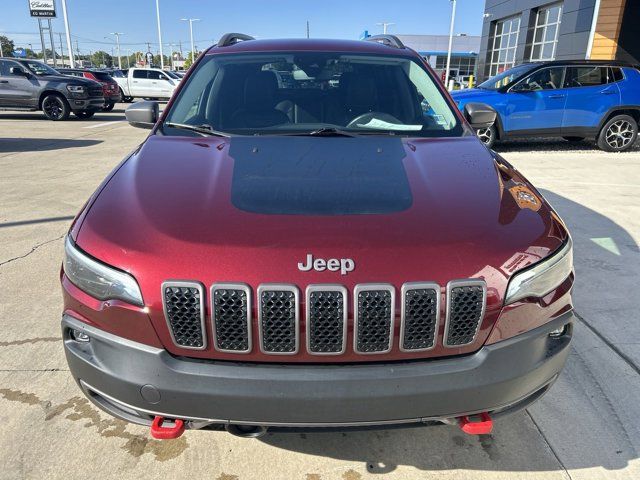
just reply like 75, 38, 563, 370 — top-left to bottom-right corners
72, 134, 567, 362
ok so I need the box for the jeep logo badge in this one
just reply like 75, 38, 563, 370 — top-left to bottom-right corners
298, 254, 355, 276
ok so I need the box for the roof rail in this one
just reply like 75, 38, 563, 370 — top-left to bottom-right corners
217, 33, 255, 48
364, 34, 405, 49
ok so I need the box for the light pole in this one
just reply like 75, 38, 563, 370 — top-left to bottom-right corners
155, 0, 164, 69
60, 0, 75, 68
445, 0, 457, 89
181, 18, 200, 65
110, 32, 124, 69
376, 22, 395, 34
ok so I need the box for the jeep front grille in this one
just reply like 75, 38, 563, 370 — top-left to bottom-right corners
258, 285, 299, 354
160, 280, 487, 355
306, 285, 347, 354
444, 280, 487, 347
211, 284, 251, 353
162, 282, 206, 350
400, 283, 440, 351
354, 284, 395, 354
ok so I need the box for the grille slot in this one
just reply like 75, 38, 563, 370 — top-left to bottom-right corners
445, 280, 487, 347
354, 284, 395, 354
162, 281, 206, 350
211, 284, 251, 353
258, 285, 299, 355
306, 285, 347, 355
400, 283, 440, 351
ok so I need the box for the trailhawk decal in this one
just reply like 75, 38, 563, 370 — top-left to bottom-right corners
298, 254, 355, 275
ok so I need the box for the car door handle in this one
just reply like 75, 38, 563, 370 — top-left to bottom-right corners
0, 80, 8, 83
151, 81, 157, 84
132, 80, 138, 83
548, 94, 566, 99
600, 89, 617, 95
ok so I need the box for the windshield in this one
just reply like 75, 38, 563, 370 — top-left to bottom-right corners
163, 52, 462, 137
166, 70, 180, 79
478, 64, 538, 90
23, 61, 60, 76
92, 71, 114, 82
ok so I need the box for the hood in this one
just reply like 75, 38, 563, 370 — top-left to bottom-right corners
450, 88, 500, 103
77, 134, 563, 293
39, 74, 99, 86
74, 134, 566, 360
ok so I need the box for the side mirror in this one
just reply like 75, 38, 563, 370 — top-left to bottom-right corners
125, 100, 159, 129
463, 102, 497, 130
10, 67, 29, 77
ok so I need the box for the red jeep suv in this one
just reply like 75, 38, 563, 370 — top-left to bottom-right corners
61, 34, 574, 439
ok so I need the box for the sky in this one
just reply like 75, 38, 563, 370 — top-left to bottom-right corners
1, 0, 485, 55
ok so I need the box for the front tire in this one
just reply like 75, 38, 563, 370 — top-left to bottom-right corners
74, 110, 96, 119
597, 114, 638, 152
41, 94, 70, 121
476, 125, 496, 149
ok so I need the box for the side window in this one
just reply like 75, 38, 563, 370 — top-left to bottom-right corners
0, 60, 21, 76
518, 67, 565, 91
564, 66, 608, 88
610, 67, 624, 82
147, 71, 163, 80
132, 70, 147, 79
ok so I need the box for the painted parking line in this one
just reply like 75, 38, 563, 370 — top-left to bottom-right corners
83, 120, 124, 129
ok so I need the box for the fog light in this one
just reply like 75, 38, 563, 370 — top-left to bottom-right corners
549, 325, 567, 338
71, 329, 90, 342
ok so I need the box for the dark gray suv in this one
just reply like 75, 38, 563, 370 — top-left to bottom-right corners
0, 58, 105, 120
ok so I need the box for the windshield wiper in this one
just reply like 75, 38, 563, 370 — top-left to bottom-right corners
163, 122, 230, 137
286, 127, 358, 138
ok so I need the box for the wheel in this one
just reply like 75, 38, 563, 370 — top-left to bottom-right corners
476, 124, 496, 149
119, 88, 133, 102
102, 102, 115, 112
563, 136, 585, 142
597, 114, 638, 152
74, 110, 95, 119
41, 94, 70, 121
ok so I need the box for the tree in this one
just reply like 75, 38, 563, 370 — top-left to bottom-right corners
183, 51, 197, 69
0, 35, 15, 57
91, 51, 113, 68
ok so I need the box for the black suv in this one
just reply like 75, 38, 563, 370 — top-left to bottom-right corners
0, 58, 105, 120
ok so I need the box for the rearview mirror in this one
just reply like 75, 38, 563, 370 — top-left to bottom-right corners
463, 102, 497, 130
125, 101, 159, 129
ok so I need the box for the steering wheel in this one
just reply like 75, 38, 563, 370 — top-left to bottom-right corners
346, 112, 404, 129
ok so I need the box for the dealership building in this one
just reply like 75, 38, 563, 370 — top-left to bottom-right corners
364, 34, 480, 81
477, 0, 640, 80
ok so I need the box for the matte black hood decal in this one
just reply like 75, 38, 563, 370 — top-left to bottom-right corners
229, 136, 412, 215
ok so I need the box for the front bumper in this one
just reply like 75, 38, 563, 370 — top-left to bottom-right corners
68, 97, 105, 111
62, 311, 573, 428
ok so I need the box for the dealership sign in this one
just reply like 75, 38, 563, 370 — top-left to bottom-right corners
28, 0, 56, 17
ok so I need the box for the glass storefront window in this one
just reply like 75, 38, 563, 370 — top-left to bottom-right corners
488, 16, 521, 76
530, 2, 563, 61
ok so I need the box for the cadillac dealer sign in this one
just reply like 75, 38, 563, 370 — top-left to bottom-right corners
28, 0, 57, 17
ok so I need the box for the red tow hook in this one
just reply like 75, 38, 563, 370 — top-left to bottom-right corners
458, 412, 493, 435
150, 416, 186, 440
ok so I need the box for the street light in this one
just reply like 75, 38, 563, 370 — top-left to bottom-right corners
109, 32, 124, 69
445, 0, 457, 89
376, 22, 395, 34
180, 18, 200, 65
155, 0, 164, 69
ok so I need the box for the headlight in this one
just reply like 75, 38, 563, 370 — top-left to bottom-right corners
505, 238, 573, 304
66, 85, 85, 93
63, 236, 144, 306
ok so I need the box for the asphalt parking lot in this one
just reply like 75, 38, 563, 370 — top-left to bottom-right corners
1, 105, 639, 480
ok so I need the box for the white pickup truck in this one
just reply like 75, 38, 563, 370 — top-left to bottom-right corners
112, 68, 180, 102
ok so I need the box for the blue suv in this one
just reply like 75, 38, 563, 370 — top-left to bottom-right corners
451, 60, 640, 152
